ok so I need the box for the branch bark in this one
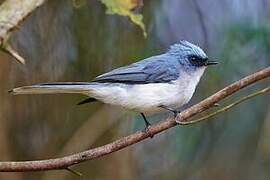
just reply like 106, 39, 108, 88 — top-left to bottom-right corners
179, 86, 270, 125
0, 66, 269, 172
0, 0, 47, 63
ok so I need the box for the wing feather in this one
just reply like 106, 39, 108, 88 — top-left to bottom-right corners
92, 54, 180, 84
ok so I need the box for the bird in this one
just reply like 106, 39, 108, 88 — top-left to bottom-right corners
10, 40, 218, 132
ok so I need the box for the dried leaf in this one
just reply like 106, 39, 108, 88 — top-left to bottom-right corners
100, 0, 147, 37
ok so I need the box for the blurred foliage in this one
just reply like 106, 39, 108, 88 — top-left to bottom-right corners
220, 22, 270, 81
72, 0, 86, 8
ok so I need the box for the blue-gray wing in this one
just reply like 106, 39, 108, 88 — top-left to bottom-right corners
92, 54, 180, 84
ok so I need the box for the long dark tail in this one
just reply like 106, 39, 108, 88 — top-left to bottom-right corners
10, 82, 94, 95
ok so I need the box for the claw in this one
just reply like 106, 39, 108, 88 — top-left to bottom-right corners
140, 113, 154, 138
213, 103, 220, 107
143, 125, 154, 138
173, 111, 178, 118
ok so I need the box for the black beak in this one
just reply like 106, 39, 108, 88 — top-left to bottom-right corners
206, 60, 218, 66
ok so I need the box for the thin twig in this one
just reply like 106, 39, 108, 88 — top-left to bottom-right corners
192, 0, 208, 49
179, 86, 270, 125
0, 67, 269, 172
1, 44, 25, 64
65, 167, 82, 177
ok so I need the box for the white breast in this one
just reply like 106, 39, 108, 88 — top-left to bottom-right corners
88, 67, 206, 113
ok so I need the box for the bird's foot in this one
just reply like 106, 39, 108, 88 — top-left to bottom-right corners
143, 125, 154, 138
213, 103, 220, 107
173, 110, 180, 118
140, 113, 154, 138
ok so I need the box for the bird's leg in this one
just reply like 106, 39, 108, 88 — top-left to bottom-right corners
141, 113, 151, 127
140, 113, 154, 138
158, 105, 179, 118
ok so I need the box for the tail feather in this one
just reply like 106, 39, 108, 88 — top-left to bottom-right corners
10, 82, 93, 95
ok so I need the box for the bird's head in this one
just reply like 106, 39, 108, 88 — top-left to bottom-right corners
168, 40, 218, 72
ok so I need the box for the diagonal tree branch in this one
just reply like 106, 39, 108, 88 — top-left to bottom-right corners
179, 86, 270, 125
0, 66, 269, 172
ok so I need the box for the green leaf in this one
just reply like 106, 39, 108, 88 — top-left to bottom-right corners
100, 0, 147, 37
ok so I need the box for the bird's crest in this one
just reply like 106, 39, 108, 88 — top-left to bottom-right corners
168, 40, 207, 60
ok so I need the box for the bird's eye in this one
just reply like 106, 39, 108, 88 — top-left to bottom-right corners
188, 55, 206, 67
189, 55, 198, 62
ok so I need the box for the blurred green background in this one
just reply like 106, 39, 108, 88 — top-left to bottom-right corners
0, 0, 270, 179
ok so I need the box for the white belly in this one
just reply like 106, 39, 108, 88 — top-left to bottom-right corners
86, 68, 205, 113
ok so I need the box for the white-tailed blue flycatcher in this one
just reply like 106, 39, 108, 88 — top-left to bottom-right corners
10, 40, 218, 130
